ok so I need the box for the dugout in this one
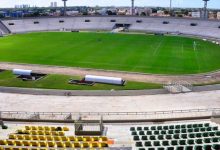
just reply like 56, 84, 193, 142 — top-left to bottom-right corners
13, 69, 46, 81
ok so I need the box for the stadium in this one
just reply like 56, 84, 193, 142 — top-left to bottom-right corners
0, 0, 220, 150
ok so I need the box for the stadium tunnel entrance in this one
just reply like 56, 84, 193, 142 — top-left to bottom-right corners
113, 23, 131, 31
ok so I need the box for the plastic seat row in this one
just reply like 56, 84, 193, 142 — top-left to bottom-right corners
136, 144, 220, 150
134, 137, 219, 147
0, 147, 108, 150
132, 132, 220, 139
132, 129, 219, 136
0, 140, 108, 148
16, 130, 65, 136
130, 123, 212, 131
24, 126, 69, 131
8, 134, 108, 142
133, 133, 220, 141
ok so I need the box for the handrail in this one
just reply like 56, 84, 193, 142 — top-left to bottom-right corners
1, 108, 220, 116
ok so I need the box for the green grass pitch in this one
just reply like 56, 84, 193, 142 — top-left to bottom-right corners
0, 32, 220, 74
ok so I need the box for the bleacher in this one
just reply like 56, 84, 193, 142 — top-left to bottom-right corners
0, 125, 109, 149
130, 122, 220, 150
1, 17, 220, 39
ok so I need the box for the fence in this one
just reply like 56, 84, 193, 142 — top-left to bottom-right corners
0, 108, 220, 123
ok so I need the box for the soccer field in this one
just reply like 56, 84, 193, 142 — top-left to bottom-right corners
0, 32, 220, 74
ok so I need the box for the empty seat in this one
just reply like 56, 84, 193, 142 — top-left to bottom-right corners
99, 142, 108, 147
69, 136, 77, 141
144, 141, 152, 147
65, 141, 73, 148
89, 142, 98, 148
187, 139, 194, 145
63, 126, 69, 131
73, 142, 80, 148
141, 136, 148, 141
153, 141, 160, 146
39, 141, 47, 147
133, 136, 140, 141
135, 141, 143, 147
56, 141, 65, 148
82, 142, 90, 148
171, 140, 178, 146
179, 140, 186, 145
30, 141, 39, 147
162, 140, 169, 146
48, 141, 55, 147
8, 135, 16, 140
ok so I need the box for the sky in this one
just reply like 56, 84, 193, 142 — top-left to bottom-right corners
0, 0, 220, 9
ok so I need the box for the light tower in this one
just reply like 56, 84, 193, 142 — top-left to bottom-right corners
169, 0, 172, 12
62, 0, 68, 16
131, 0, 135, 15
203, 0, 210, 19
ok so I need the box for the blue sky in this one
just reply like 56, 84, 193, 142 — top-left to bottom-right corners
0, 0, 220, 8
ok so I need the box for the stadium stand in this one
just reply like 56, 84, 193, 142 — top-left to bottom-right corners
0, 125, 109, 149
130, 122, 220, 150
2, 17, 220, 39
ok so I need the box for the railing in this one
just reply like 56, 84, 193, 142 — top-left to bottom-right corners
0, 108, 220, 123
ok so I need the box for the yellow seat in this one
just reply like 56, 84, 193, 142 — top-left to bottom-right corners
51, 131, 58, 136
20, 148, 30, 150
99, 142, 108, 148
81, 142, 89, 148
44, 131, 51, 135
12, 148, 21, 150
46, 136, 53, 141
48, 141, 55, 147
56, 141, 65, 148
54, 136, 61, 141
44, 126, 51, 131
58, 131, 65, 136
61, 136, 68, 141
32, 135, 39, 140
38, 130, 44, 135
15, 140, 23, 146
63, 127, 69, 131
31, 126, 38, 130
39, 141, 48, 147
17, 135, 24, 140
38, 126, 44, 130
0, 147, 3, 150
4, 148, 12, 150
50, 127, 56, 131
31, 141, 39, 147
22, 141, 31, 146
0, 140, 7, 145
65, 141, 74, 148
30, 130, 38, 135
90, 142, 99, 148
39, 135, 46, 141
6, 140, 15, 146
16, 129, 23, 134
83, 136, 92, 142
99, 136, 108, 142
24, 135, 32, 140
73, 142, 80, 148
9, 134, 17, 139
68, 136, 77, 141
92, 136, 99, 141
25, 126, 31, 130
76, 136, 83, 141
23, 130, 30, 134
